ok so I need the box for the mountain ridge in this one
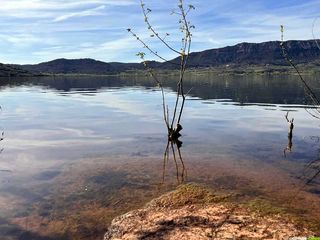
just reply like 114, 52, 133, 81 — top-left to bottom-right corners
7, 39, 320, 75
0, 63, 38, 77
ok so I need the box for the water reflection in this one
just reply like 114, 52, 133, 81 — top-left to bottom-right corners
304, 152, 320, 187
283, 111, 294, 157
287, 138, 320, 206
2, 73, 320, 105
1, 74, 320, 238
281, 108, 320, 195
162, 136, 186, 184
0, 110, 4, 172
299, 136, 320, 187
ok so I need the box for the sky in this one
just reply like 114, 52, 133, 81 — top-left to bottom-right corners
0, 0, 319, 64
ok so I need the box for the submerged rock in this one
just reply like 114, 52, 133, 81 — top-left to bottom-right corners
104, 184, 313, 240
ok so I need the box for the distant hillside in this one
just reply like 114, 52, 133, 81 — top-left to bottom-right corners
18, 40, 320, 74
21, 58, 143, 74
0, 63, 36, 77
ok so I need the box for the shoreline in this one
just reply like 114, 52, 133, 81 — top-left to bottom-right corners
2, 64, 320, 79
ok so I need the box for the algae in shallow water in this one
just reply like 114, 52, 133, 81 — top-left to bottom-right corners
147, 183, 229, 208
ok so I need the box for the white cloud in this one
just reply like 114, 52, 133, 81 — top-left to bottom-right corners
0, 0, 136, 19
0, 0, 134, 11
32, 36, 138, 61
0, 0, 320, 63
187, 0, 320, 51
0, 33, 57, 47
53, 5, 106, 22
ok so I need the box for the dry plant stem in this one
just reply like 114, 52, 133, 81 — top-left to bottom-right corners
177, 41, 191, 124
280, 28, 320, 201
130, 0, 194, 136
177, 3, 192, 125
171, 3, 192, 128
171, 56, 184, 129
144, 63, 170, 130
305, 107, 320, 120
280, 29, 320, 118
281, 44, 320, 107
140, 0, 193, 131
312, 17, 320, 50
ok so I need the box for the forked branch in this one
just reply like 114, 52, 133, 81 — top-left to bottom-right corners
129, 0, 195, 140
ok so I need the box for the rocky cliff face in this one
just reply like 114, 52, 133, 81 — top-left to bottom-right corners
177, 40, 320, 67
104, 184, 313, 240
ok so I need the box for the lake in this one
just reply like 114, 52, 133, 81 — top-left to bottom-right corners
0, 73, 320, 239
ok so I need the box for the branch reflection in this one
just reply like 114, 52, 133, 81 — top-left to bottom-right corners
300, 137, 320, 187
162, 136, 186, 184
288, 136, 320, 204
283, 111, 294, 157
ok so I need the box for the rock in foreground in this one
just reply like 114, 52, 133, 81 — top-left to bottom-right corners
104, 184, 312, 240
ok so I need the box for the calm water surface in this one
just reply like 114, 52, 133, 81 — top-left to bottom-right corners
0, 74, 320, 239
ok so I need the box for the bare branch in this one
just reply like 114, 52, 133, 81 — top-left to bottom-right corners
280, 25, 320, 118
139, 56, 170, 130
312, 17, 320, 50
130, 0, 194, 141
285, 111, 290, 123
127, 28, 179, 65
140, 0, 181, 55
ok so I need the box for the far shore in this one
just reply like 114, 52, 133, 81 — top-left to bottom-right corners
2, 63, 320, 79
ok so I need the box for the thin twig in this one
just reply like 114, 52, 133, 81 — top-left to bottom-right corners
140, 0, 181, 55
127, 29, 179, 65
312, 17, 320, 50
143, 61, 170, 130
280, 25, 320, 117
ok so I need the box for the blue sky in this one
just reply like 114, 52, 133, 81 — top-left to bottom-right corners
0, 0, 319, 64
